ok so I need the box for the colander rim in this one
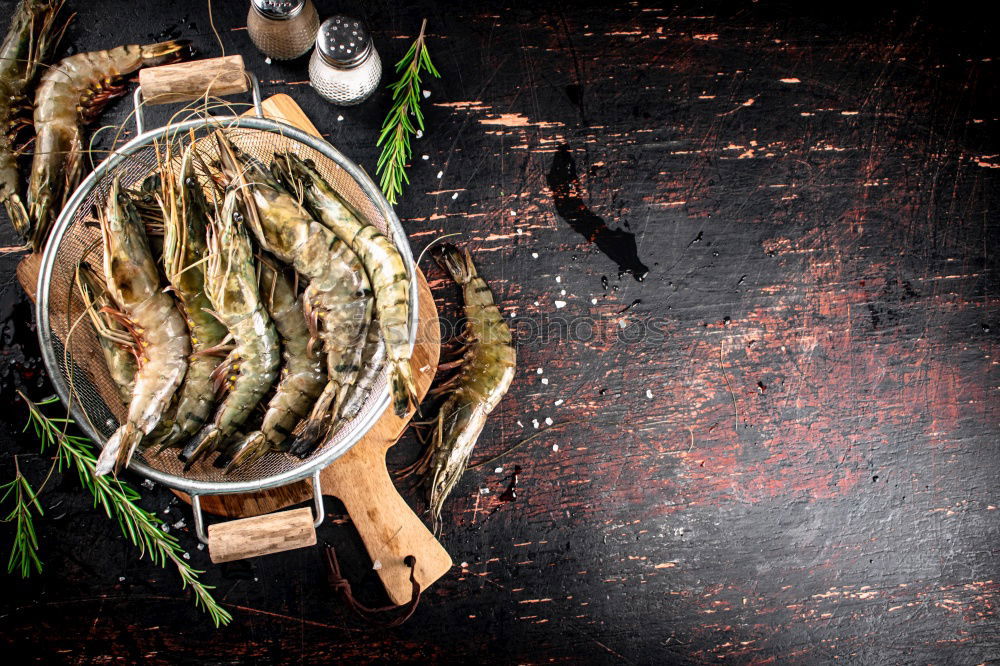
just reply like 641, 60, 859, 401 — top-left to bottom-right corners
35, 115, 418, 495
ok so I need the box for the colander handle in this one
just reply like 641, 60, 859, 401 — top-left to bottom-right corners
132, 55, 264, 134
190, 470, 326, 563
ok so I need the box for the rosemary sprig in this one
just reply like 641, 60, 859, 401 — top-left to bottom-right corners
376, 18, 441, 205
1, 459, 43, 578
14, 392, 232, 626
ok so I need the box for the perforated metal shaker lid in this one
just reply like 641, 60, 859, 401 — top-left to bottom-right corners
316, 15, 372, 68
250, 0, 305, 21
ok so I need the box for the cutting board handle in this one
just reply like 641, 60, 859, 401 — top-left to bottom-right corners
325, 446, 453, 606
138, 55, 249, 105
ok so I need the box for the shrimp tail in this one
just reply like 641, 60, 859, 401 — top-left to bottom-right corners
391, 363, 420, 417
432, 243, 476, 284
223, 432, 267, 475
179, 427, 220, 469
94, 421, 141, 477
139, 39, 193, 67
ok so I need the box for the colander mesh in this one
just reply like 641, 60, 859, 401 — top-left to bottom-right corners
43, 122, 400, 486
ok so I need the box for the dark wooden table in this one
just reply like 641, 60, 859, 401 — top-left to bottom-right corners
1, 1, 997, 663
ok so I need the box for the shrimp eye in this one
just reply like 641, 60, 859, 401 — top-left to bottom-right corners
233, 212, 243, 223
185, 177, 197, 187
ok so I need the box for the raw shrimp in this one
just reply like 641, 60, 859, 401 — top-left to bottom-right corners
273, 153, 418, 417
94, 176, 189, 476
75, 262, 136, 405
179, 187, 280, 467
411, 244, 516, 534
27, 39, 188, 250
155, 144, 229, 447
0, 0, 64, 241
214, 133, 370, 457
224, 261, 327, 472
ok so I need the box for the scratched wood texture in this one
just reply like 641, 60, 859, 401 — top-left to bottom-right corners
0, 1, 997, 664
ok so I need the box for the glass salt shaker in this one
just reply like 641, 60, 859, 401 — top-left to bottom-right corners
309, 16, 382, 106
247, 0, 320, 61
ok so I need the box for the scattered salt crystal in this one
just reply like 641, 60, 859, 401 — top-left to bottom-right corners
264, 57, 272, 65
646, 389, 653, 399
591, 298, 598, 305
560, 289, 566, 296
619, 320, 627, 329
423, 90, 431, 98
182, 552, 191, 560
541, 378, 549, 385
479, 487, 490, 495
161, 524, 170, 533
531, 252, 539, 259
516, 228, 523, 235
141, 479, 155, 489
554, 399, 564, 406
555, 276, 562, 283
254, 577, 259, 582
372, 559, 383, 570
510, 210, 516, 217
533, 301, 539, 306
451, 192, 459, 200
517, 420, 524, 427
415, 129, 423, 138
536, 368, 544, 374
532, 419, 540, 429
545, 417, 553, 425
552, 444, 559, 452
437, 170, 443, 178
460, 561, 469, 568
554, 300, 566, 309
494, 467, 504, 474
172, 519, 186, 529
197, 543, 205, 550
118, 576, 126, 582
337, 114, 344, 122
421, 154, 429, 160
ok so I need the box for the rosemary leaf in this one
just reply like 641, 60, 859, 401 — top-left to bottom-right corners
14, 392, 232, 626
376, 19, 441, 205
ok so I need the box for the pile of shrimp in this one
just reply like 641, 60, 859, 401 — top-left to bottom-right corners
85, 130, 418, 477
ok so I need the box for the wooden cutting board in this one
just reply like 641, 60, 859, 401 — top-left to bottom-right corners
18, 93, 452, 605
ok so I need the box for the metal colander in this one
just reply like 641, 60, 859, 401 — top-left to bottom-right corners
35, 75, 417, 506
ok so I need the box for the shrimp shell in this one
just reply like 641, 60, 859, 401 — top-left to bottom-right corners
225, 261, 327, 472
420, 244, 516, 534
26, 39, 188, 250
179, 188, 280, 467
94, 176, 189, 476
273, 152, 418, 418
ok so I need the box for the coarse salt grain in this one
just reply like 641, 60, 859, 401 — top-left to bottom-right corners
541, 377, 549, 385
423, 90, 431, 98
552, 444, 559, 452
451, 192, 459, 200
646, 389, 653, 399
479, 487, 490, 495
537, 368, 544, 374
421, 154, 429, 160
119, 576, 126, 582
517, 228, 523, 235
591, 298, 598, 305
495, 467, 504, 474
545, 417, 553, 425
264, 57, 272, 64
416, 129, 423, 138
560, 289, 566, 296
531, 252, 539, 259
182, 552, 191, 560
554, 399, 564, 406
437, 170, 443, 178
554, 300, 566, 309
373, 560, 383, 570
532, 419, 540, 429
555, 276, 562, 283
517, 420, 524, 427
337, 114, 344, 122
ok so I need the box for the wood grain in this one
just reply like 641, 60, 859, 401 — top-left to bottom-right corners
208, 506, 317, 564
138, 55, 248, 105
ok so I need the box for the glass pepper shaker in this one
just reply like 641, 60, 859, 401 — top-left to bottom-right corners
247, 0, 320, 61
309, 16, 382, 106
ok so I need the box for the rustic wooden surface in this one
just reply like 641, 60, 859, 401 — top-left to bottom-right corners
0, 1, 997, 663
